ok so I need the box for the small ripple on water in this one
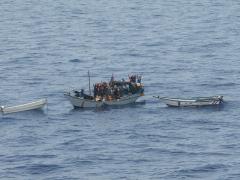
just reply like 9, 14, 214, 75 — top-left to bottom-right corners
176, 163, 229, 175
200, 82, 237, 88
69, 59, 83, 63
10, 164, 63, 175
0, 154, 57, 163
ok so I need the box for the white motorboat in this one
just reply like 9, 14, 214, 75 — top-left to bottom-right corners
0, 99, 47, 114
154, 96, 223, 107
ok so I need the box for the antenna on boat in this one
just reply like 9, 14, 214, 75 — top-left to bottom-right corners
88, 70, 91, 96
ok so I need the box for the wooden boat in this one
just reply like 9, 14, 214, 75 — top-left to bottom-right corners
65, 91, 143, 108
64, 91, 104, 108
154, 96, 223, 107
65, 73, 144, 108
0, 99, 47, 114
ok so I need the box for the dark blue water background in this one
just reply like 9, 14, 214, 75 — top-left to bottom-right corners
1, 1, 240, 179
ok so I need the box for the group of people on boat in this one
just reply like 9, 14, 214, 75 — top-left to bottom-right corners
128, 75, 142, 83
92, 75, 143, 100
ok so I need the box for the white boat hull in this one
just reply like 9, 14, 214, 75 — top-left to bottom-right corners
155, 96, 223, 107
65, 95, 103, 108
103, 94, 140, 106
1, 99, 47, 114
65, 93, 142, 108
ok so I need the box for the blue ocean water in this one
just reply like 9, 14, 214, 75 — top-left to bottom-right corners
1, 0, 240, 179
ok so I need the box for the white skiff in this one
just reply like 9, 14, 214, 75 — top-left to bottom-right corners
0, 99, 47, 114
154, 96, 223, 107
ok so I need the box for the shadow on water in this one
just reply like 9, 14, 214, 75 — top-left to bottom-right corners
69, 59, 83, 63
103, 100, 146, 111
69, 106, 104, 113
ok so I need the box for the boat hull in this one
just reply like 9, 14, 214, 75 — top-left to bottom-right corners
163, 99, 221, 107
65, 94, 103, 108
65, 93, 142, 108
103, 94, 141, 106
1, 99, 47, 114
155, 96, 223, 107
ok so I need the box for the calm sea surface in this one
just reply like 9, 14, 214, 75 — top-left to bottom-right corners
1, 0, 240, 179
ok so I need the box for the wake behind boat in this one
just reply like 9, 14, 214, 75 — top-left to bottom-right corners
65, 74, 144, 108
154, 95, 223, 107
0, 99, 47, 114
